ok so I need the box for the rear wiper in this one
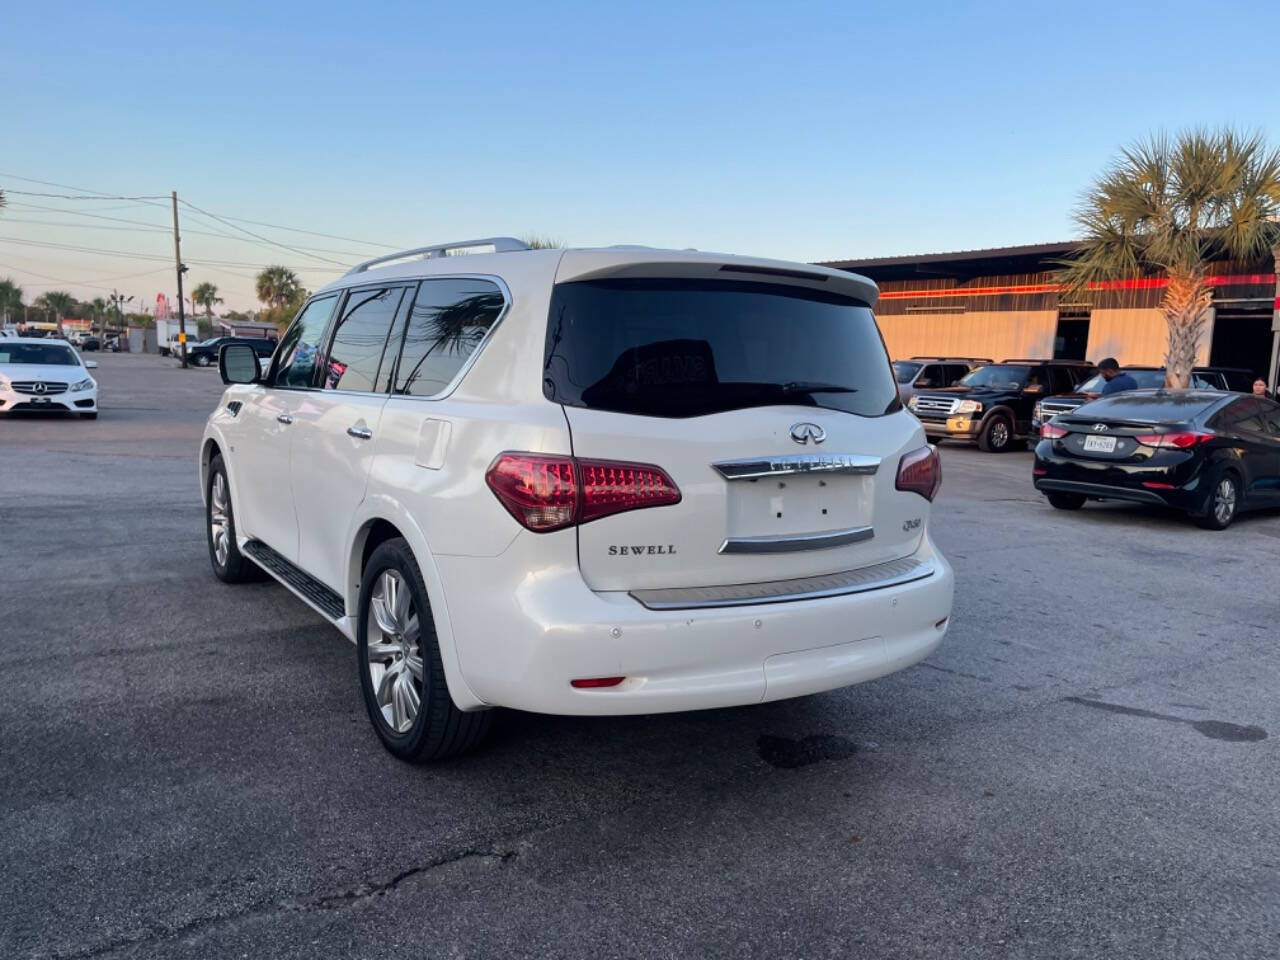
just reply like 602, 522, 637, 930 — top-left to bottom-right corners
780, 381, 858, 395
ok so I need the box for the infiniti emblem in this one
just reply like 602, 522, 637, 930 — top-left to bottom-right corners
790, 422, 826, 445
1092, 423, 1109, 432
34, 382, 47, 395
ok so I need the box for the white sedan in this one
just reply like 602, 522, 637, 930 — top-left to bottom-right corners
0, 338, 99, 419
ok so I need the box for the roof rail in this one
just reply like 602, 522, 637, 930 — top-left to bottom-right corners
344, 237, 530, 277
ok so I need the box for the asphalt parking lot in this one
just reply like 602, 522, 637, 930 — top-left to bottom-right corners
2, 352, 1278, 960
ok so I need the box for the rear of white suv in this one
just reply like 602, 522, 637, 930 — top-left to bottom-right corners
201, 242, 953, 762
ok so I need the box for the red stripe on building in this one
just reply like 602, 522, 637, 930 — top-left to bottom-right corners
877, 273, 1277, 301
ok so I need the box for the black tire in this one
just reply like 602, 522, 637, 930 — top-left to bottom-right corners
978, 414, 1013, 452
357, 538, 491, 762
1195, 469, 1240, 530
206, 455, 261, 582
1047, 492, 1086, 511
80, 412, 98, 420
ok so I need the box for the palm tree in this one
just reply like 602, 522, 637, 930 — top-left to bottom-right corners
0, 277, 22, 324
255, 266, 301, 310
1059, 129, 1280, 388
89, 297, 108, 334
191, 282, 224, 317
35, 290, 77, 336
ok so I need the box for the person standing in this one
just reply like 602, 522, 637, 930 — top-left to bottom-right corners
1097, 358, 1138, 395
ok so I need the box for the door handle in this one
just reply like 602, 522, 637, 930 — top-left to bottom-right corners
276, 414, 293, 425
346, 425, 373, 440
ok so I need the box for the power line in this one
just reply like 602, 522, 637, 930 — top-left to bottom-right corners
0, 235, 339, 271
7, 201, 375, 255
2, 171, 404, 251
178, 198, 348, 267
0, 260, 171, 292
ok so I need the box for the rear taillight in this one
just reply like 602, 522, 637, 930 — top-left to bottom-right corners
1134, 432, 1213, 450
485, 453, 681, 532
1040, 422, 1068, 439
896, 445, 942, 501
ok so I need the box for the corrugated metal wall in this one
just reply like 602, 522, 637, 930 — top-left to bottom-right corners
877, 310, 1058, 361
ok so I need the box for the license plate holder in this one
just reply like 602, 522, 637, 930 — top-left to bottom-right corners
1083, 435, 1117, 453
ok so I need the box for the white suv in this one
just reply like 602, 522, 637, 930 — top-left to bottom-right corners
201, 239, 954, 761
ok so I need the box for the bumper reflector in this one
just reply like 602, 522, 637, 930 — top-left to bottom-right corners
570, 676, 626, 689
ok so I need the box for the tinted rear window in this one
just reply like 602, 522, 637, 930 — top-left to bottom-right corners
1069, 391, 1221, 423
892, 361, 922, 384
543, 279, 898, 419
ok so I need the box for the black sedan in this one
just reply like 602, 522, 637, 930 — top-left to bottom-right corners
1033, 390, 1280, 529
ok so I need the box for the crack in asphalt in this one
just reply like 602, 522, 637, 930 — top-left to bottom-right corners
38, 846, 520, 960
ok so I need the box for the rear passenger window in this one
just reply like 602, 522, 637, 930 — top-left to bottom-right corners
392, 278, 505, 397
274, 295, 338, 388
322, 286, 406, 392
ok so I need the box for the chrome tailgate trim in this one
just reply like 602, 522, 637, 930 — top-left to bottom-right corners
629, 556, 934, 610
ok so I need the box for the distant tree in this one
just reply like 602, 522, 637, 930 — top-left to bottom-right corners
255, 266, 301, 310
191, 281, 223, 317
521, 233, 564, 249
1059, 129, 1280, 388
223, 309, 253, 324
35, 290, 77, 335
0, 277, 22, 323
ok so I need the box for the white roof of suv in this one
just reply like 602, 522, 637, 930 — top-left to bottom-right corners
315, 237, 879, 306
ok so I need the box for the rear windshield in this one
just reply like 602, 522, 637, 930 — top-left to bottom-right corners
892, 361, 922, 384
1070, 391, 1220, 423
960, 364, 1030, 389
543, 279, 899, 418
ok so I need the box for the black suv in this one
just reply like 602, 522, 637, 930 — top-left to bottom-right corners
184, 336, 277, 368
1032, 365, 1256, 433
907, 359, 1096, 452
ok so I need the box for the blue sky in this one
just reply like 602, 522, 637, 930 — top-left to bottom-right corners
4, 0, 1279, 311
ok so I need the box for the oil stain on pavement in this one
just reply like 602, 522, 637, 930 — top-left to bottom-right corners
757, 734, 858, 768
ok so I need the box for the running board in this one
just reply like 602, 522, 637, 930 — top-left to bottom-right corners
243, 540, 345, 620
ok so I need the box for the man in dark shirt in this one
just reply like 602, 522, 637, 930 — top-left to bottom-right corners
1098, 357, 1138, 395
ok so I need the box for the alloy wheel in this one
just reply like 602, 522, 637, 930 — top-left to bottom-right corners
990, 420, 1009, 448
365, 570, 423, 733
1213, 478, 1236, 526
209, 473, 230, 567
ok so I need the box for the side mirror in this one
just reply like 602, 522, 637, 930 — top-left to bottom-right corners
220, 343, 261, 385
84, 360, 98, 369
915, 379, 932, 388
1023, 384, 1044, 395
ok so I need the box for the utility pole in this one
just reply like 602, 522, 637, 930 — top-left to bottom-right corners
171, 191, 189, 368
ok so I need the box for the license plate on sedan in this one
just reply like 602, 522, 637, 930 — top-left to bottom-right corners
1082, 435, 1117, 453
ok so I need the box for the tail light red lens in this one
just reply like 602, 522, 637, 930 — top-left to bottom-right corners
896, 445, 942, 501
1040, 422, 1068, 439
1134, 432, 1213, 450
486, 453, 681, 533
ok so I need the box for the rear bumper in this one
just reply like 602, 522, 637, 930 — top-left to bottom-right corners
436, 534, 954, 716
1033, 443, 1207, 512
921, 418, 980, 441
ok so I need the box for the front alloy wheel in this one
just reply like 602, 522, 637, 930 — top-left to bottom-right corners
205, 454, 260, 582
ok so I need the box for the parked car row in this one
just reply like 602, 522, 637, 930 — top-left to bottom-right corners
184, 336, 277, 367
1031, 365, 1255, 432
905, 359, 1097, 451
